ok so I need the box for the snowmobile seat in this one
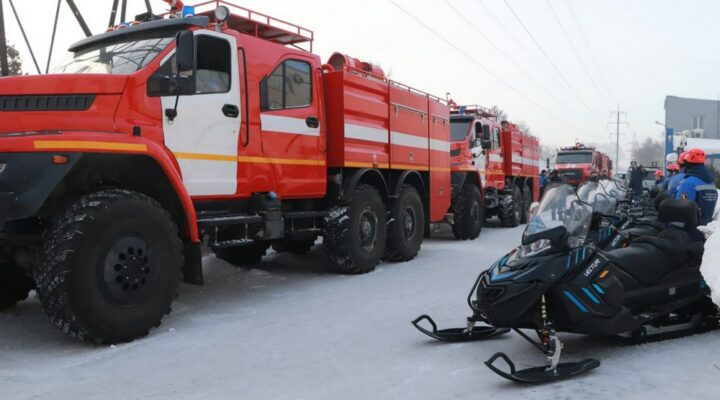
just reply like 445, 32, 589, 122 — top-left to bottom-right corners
657, 199, 698, 227
634, 218, 665, 230
654, 192, 671, 210
603, 229, 689, 285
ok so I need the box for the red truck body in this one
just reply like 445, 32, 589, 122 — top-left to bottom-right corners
449, 106, 539, 227
0, 1, 462, 342
555, 143, 612, 185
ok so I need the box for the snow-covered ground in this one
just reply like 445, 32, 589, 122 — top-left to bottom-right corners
2, 226, 720, 400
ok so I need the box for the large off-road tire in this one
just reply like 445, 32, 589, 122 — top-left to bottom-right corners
36, 189, 183, 344
324, 184, 387, 274
499, 185, 521, 228
214, 241, 270, 266
451, 184, 484, 240
0, 262, 35, 311
520, 183, 532, 224
384, 185, 425, 262
271, 233, 317, 255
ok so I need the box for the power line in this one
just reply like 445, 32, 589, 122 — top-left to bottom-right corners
545, 0, 611, 110
565, 0, 616, 103
441, 0, 602, 129
386, 0, 605, 138
502, 0, 605, 128
608, 104, 629, 168
475, 0, 565, 89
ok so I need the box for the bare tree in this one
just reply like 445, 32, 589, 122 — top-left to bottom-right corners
5, 41, 22, 75
490, 105, 507, 121
630, 137, 664, 167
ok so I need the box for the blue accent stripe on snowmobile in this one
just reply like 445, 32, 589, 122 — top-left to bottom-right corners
582, 287, 601, 304
563, 290, 589, 313
592, 283, 605, 295
575, 250, 580, 263
566, 256, 571, 269
582, 247, 586, 260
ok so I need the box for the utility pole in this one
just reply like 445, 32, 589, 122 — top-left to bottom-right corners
608, 104, 628, 169
0, 0, 8, 76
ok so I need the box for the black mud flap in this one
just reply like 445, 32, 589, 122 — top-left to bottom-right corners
485, 352, 600, 384
411, 314, 509, 342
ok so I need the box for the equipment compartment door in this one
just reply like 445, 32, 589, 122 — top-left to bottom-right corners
161, 31, 240, 196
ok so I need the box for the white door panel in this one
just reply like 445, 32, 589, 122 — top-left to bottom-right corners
162, 31, 240, 196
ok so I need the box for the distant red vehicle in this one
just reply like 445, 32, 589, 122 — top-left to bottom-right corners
449, 105, 540, 232
555, 143, 612, 185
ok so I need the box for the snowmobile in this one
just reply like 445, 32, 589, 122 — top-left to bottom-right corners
413, 183, 716, 384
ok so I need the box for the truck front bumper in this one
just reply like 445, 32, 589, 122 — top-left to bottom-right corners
0, 152, 79, 229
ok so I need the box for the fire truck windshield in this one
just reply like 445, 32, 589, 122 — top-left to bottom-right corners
450, 120, 472, 141
556, 152, 592, 164
53, 36, 174, 75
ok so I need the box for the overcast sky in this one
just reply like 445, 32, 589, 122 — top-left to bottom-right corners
4, 0, 719, 162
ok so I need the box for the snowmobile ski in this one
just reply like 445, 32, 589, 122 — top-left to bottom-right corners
411, 315, 509, 342
484, 352, 600, 384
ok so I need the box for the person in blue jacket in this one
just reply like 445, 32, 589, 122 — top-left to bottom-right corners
663, 163, 680, 191
675, 148, 718, 226
667, 153, 687, 197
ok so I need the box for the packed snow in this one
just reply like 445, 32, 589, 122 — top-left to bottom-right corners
2, 226, 720, 400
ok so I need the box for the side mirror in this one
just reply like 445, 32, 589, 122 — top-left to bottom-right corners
480, 139, 492, 150
176, 30, 195, 72
168, 30, 196, 96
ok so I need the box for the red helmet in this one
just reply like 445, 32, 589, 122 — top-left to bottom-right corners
667, 163, 680, 172
678, 152, 687, 165
684, 148, 707, 164
655, 169, 663, 178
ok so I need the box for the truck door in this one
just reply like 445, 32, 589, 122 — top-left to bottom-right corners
258, 56, 325, 198
156, 31, 240, 196
471, 122, 486, 184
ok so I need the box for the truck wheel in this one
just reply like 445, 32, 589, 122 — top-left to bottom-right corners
451, 185, 484, 240
499, 186, 521, 228
36, 190, 183, 344
520, 183, 532, 224
324, 184, 387, 274
0, 262, 34, 311
384, 185, 424, 261
271, 233, 317, 255
214, 241, 270, 266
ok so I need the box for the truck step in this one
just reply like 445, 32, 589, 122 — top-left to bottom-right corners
197, 214, 263, 228
210, 239, 256, 249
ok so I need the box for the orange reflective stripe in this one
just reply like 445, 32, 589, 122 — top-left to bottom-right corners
34, 140, 147, 152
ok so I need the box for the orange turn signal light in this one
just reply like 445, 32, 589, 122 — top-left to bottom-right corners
52, 154, 69, 165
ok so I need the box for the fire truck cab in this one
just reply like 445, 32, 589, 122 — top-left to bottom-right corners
449, 105, 539, 230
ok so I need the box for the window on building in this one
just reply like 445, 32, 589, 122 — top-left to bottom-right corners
260, 59, 312, 110
691, 115, 705, 130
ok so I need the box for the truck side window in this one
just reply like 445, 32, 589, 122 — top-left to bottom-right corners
482, 124, 490, 140
492, 127, 501, 149
261, 59, 312, 111
195, 35, 231, 94
147, 35, 231, 96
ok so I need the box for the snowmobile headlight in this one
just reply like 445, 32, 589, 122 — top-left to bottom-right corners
519, 239, 552, 258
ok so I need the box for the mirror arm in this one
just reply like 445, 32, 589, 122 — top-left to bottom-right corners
165, 94, 180, 123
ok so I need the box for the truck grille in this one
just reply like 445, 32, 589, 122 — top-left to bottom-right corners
0, 95, 96, 111
559, 169, 582, 181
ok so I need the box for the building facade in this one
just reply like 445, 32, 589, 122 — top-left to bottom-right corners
664, 95, 720, 139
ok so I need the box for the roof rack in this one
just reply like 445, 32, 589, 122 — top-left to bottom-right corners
449, 104, 497, 119
163, 1, 314, 52
560, 142, 596, 151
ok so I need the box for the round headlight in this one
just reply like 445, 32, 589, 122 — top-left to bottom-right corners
214, 6, 230, 23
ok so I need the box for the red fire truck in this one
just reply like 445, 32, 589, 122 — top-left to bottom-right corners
0, 2, 454, 343
449, 105, 540, 233
555, 143, 612, 185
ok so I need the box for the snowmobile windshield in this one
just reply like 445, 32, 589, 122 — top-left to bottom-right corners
578, 182, 616, 215
524, 183, 592, 249
600, 179, 626, 201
